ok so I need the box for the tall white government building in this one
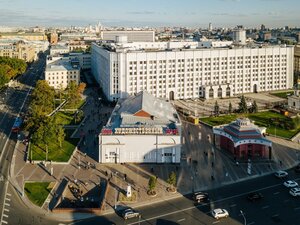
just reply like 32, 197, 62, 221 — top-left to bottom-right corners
91, 37, 294, 101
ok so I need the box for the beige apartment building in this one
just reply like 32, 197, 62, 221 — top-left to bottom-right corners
0, 41, 35, 62
0, 32, 47, 41
45, 57, 80, 89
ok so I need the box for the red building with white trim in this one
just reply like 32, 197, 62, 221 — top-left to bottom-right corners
213, 118, 272, 160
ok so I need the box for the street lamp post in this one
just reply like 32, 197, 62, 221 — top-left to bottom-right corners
240, 210, 247, 225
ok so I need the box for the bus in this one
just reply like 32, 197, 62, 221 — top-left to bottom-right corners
12, 117, 22, 133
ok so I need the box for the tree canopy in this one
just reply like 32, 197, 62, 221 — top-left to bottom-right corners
0, 56, 27, 88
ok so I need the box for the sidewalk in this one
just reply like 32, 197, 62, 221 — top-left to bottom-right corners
9, 87, 300, 222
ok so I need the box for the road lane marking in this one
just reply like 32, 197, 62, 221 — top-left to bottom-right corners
3, 214, 8, 218
248, 222, 255, 225
5, 198, 10, 202
273, 192, 280, 195
6, 193, 11, 197
294, 207, 300, 210
3, 209, 9, 212
120, 177, 300, 225
1, 220, 8, 224
212, 221, 220, 224
272, 214, 279, 217
230, 204, 236, 207
177, 218, 186, 222
4, 203, 10, 207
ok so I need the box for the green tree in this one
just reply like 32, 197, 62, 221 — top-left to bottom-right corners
252, 100, 258, 113
66, 81, 81, 108
167, 171, 177, 191
56, 125, 66, 148
32, 117, 56, 160
228, 102, 232, 114
214, 101, 220, 116
148, 176, 157, 195
238, 95, 248, 113
31, 80, 55, 116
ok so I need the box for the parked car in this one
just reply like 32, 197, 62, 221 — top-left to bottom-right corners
283, 180, 298, 188
274, 170, 288, 178
193, 192, 209, 203
247, 192, 264, 201
289, 188, 300, 197
122, 208, 141, 220
211, 208, 229, 219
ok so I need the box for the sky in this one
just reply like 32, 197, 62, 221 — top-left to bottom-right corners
0, 0, 299, 28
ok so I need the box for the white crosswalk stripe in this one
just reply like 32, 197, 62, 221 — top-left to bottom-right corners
1, 220, 8, 224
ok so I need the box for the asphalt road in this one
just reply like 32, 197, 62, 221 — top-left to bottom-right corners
0, 52, 57, 225
73, 169, 300, 225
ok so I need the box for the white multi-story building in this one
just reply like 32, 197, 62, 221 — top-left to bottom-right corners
99, 91, 181, 163
91, 39, 294, 102
100, 30, 155, 42
50, 44, 69, 56
45, 57, 80, 89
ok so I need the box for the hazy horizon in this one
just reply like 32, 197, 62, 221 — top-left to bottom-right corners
0, 0, 299, 28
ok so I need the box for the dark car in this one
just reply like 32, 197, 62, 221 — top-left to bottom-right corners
295, 164, 300, 173
122, 208, 141, 220
247, 192, 263, 201
193, 192, 209, 203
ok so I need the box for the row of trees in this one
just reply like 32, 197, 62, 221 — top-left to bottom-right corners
148, 171, 177, 195
26, 80, 85, 158
0, 56, 27, 88
213, 95, 258, 116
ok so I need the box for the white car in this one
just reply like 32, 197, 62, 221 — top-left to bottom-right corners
212, 208, 229, 219
274, 170, 288, 178
289, 187, 300, 197
283, 180, 298, 188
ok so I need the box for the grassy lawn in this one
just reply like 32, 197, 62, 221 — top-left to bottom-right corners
201, 114, 238, 126
29, 129, 79, 162
200, 111, 300, 139
270, 90, 293, 99
64, 99, 85, 110
24, 182, 53, 207
55, 111, 82, 125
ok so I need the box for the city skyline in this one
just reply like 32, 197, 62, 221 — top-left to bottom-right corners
0, 0, 299, 28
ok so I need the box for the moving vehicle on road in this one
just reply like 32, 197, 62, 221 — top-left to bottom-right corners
211, 208, 229, 219
283, 180, 298, 188
193, 192, 209, 203
274, 170, 288, 178
12, 117, 22, 133
289, 187, 300, 197
122, 208, 141, 220
247, 192, 263, 201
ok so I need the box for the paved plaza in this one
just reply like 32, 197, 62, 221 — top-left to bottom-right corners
8, 87, 300, 221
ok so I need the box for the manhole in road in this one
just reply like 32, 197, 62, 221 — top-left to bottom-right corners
271, 214, 281, 223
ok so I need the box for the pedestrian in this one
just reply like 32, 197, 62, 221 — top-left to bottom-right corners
211, 161, 214, 167
151, 167, 154, 173
236, 161, 239, 166
124, 173, 127, 181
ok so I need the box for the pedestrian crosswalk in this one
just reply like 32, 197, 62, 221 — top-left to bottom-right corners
1, 192, 11, 225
